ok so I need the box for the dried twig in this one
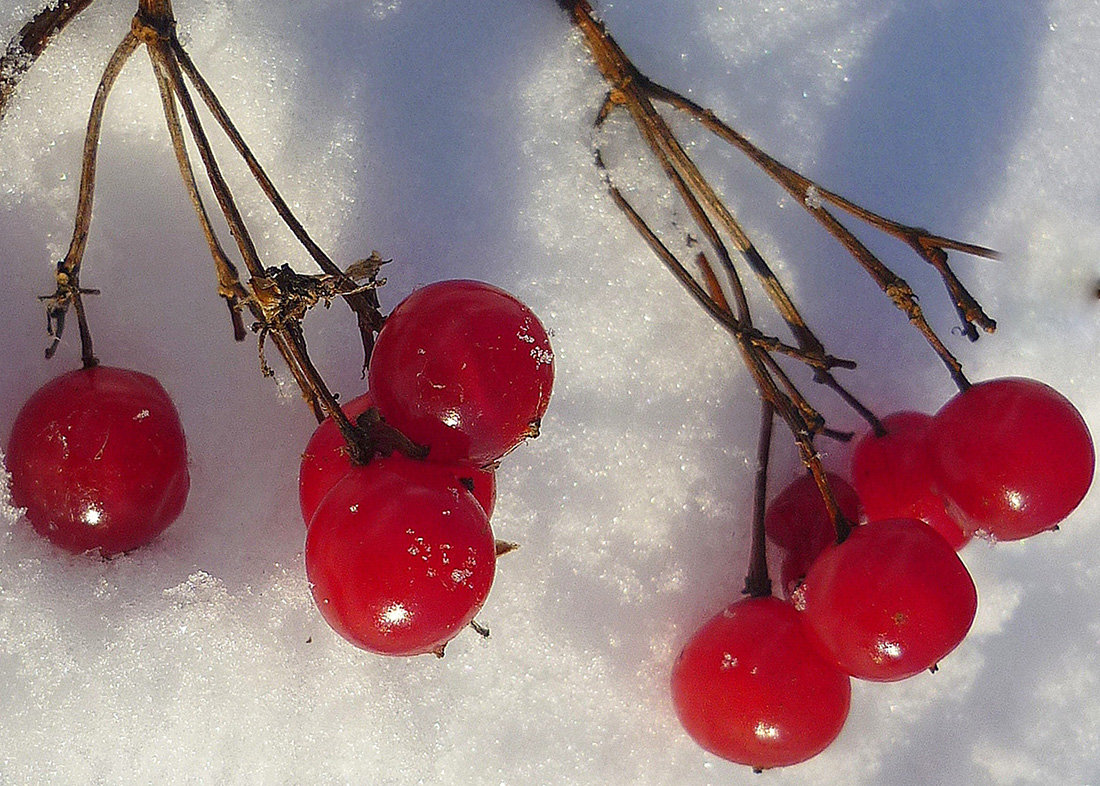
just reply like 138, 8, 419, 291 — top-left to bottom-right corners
0, 0, 96, 123
7, 0, 394, 463
744, 400, 774, 598
560, 0, 997, 540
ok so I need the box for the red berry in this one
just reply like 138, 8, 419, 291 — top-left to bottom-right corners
5, 366, 190, 556
851, 412, 970, 550
765, 471, 860, 552
298, 391, 376, 525
368, 280, 554, 464
792, 518, 977, 682
305, 453, 496, 656
671, 596, 851, 770
764, 472, 861, 596
456, 464, 496, 519
778, 546, 816, 600
298, 392, 496, 526
928, 377, 1094, 541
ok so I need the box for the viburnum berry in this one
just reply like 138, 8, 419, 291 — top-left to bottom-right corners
368, 280, 554, 465
764, 471, 860, 551
792, 518, 977, 682
297, 391, 495, 526
671, 596, 851, 770
851, 412, 970, 550
778, 547, 818, 602
305, 453, 496, 656
764, 471, 861, 596
5, 366, 190, 556
927, 377, 1094, 541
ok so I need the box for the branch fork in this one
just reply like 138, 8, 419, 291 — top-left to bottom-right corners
3, 0, 400, 467
2, 0, 1005, 585
562, 0, 999, 552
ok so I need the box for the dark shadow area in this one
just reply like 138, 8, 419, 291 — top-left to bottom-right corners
807, 2, 1048, 413
286, 0, 566, 299
875, 551, 1100, 784
816, 3, 1048, 225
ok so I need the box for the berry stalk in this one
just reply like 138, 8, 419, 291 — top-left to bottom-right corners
557, 0, 996, 523
7, 0, 396, 465
0, 0, 96, 123
743, 401, 774, 599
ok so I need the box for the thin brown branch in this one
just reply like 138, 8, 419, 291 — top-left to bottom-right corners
575, 1, 843, 387
147, 39, 264, 279
646, 79, 997, 344
608, 169, 850, 513
606, 180, 852, 373
168, 39, 338, 275
143, 32, 339, 425
693, 252, 731, 313
696, 249, 859, 439
60, 32, 139, 276
0, 0, 96, 123
564, 0, 919, 539
566, 0, 996, 408
40, 30, 140, 366
148, 46, 248, 341
167, 35, 383, 369
132, 3, 389, 458
596, 87, 755, 326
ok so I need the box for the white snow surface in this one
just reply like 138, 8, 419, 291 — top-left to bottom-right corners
0, 1, 1098, 784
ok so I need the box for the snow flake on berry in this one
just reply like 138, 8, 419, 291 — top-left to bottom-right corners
450, 568, 473, 585
530, 346, 554, 366
872, 637, 903, 664
754, 722, 781, 742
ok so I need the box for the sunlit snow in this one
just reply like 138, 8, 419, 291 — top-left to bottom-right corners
0, 1, 1097, 785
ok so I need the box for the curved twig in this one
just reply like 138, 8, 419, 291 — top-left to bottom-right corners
561, 0, 989, 536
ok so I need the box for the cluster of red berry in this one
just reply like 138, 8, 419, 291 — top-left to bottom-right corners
3, 279, 554, 658
299, 279, 554, 656
671, 376, 1094, 770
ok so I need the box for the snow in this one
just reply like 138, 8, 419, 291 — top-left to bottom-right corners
0, 0, 1098, 783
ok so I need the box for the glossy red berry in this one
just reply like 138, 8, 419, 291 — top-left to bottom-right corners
792, 518, 977, 682
298, 391, 377, 525
671, 596, 851, 770
298, 392, 496, 526
851, 412, 970, 550
765, 471, 861, 596
928, 377, 1094, 541
305, 453, 496, 656
5, 366, 190, 556
368, 280, 554, 464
